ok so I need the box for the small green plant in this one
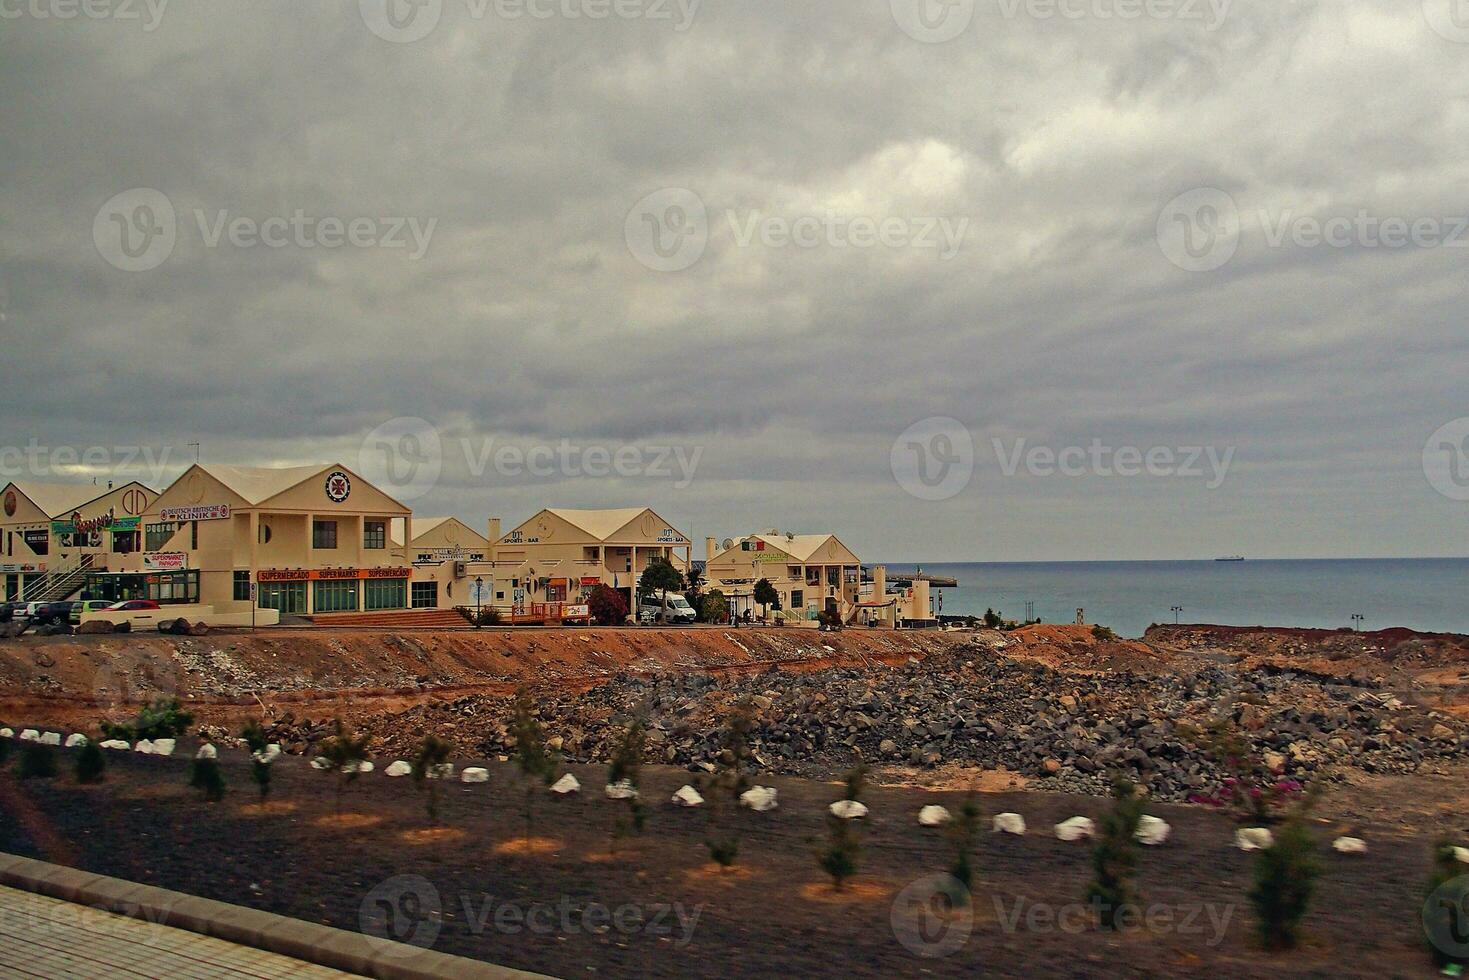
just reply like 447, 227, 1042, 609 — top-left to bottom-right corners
1248, 802, 1320, 950
1091, 624, 1118, 642
819, 764, 868, 890
608, 717, 647, 853
1088, 777, 1144, 929
1426, 839, 1469, 969
511, 691, 557, 843
74, 740, 106, 783
948, 794, 982, 903
101, 697, 194, 743
0, 733, 11, 767
701, 702, 754, 869
18, 743, 57, 780
412, 734, 454, 825
319, 719, 372, 813
189, 755, 226, 802
241, 721, 273, 801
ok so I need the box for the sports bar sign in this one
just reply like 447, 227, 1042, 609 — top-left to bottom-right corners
159, 504, 231, 522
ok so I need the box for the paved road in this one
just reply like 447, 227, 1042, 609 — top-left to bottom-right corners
0, 883, 360, 979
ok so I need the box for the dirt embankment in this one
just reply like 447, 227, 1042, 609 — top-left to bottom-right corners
0, 626, 977, 733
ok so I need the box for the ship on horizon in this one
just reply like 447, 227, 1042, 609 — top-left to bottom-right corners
1215, 555, 1246, 562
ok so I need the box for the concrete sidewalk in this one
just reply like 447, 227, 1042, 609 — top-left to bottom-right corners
0, 882, 358, 979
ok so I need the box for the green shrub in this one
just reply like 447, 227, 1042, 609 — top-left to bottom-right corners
412, 734, 454, 825
819, 813, 860, 889
948, 795, 981, 903
608, 718, 647, 852
319, 719, 372, 813
241, 721, 272, 801
512, 691, 557, 842
18, 743, 57, 780
1091, 624, 1118, 642
0, 734, 11, 767
1248, 809, 1320, 949
101, 697, 193, 743
75, 741, 106, 783
1088, 777, 1143, 929
189, 757, 226, 802
701, 702, 753, 869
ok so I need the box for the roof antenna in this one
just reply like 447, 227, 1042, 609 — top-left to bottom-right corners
188, 441, 201, 464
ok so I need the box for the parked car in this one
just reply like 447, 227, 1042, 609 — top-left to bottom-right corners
69, 599, 114, 624
17, 602, 44, 623
33, 601, 77, 626
637, 591, 697, 625
107, 599, 160, 611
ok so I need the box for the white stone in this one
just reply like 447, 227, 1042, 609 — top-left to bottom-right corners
1135, 815, 1171, 846
310, 756, 332, 770
38, 732, 61, 746
64, 734, 88, 748
829, 800, 869, 820
342, 760, 373, 774
1332, 836, 1368, 855
604, 779, 637, 800
195, 744, 217, 760
152, 738, 176, 757
1451, 846, 1469, 865
261, 744, 282, 763
739, 786, 779, 812
918, 805, 952, 827
134, 739, 156, 755
461, 767, 490, 783
100, 739, 130, 751
1055, 816, 1096, 841
992, 812, 1026, 835
384, 760, 412, 777
1236, 827, 1274, 852
550, 774, 580, 795
0, 728, 12, 738
671, 784, 704, 807
19, 729, 39, 742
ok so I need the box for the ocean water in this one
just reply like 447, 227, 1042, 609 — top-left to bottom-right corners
881, 558, 1469, 639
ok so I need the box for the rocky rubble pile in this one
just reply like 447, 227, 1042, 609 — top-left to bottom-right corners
353, 649, 1469, 801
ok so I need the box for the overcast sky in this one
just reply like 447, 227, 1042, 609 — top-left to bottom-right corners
3, 0, 1467, 562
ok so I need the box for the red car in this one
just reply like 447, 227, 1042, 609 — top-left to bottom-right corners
106, 599, 161, 611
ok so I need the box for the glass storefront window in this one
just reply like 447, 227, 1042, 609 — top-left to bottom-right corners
364, 577, 407, 611
313, 579, 358, 613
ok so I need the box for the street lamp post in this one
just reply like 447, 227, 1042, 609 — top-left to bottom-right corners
1171, 605, 1183, 625
1351, 613, 1364, 632
474, 575, 484, 629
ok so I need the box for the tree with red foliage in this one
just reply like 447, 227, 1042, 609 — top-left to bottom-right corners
588, 584, 629, 626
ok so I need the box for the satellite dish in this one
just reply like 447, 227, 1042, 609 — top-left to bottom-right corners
722, 538, 734, 551
785, 531, 795, 540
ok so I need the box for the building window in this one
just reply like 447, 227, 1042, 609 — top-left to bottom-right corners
312, 520, 338, 549
233, 571, 251, 602
364, 521, 386, 550
22, 530, 48, 556
792, 589, 804, 609
145, 522, 177, 552
258, 524, 272, 545
364, 577, 407, 611
411, 581, 438, 608
191, 521, 199, 550
112, 531, 141, 554
312, 579, 357, 613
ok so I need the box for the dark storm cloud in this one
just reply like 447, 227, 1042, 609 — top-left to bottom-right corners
2, 0, 1467, 560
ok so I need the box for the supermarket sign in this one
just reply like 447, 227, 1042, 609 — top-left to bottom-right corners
159, 504, 231, 522
143, 552, 188, 572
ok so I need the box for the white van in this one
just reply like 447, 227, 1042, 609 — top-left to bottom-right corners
638, 591, 697, 625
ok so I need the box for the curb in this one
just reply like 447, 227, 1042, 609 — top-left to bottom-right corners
0, 851, 552, 980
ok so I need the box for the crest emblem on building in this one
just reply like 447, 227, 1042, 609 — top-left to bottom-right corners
325, 470, 352, 503
3, 491, 14, 517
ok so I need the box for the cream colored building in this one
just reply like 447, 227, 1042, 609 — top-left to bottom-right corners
1, 480, 158, 600
94, 463, 412, 615
491, 507, 691, 612
395, 516, 496, 609
703, 531, 863, 624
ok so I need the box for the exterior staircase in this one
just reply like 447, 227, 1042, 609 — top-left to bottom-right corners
21, 554, 97, 602
305, 608, 470, 629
